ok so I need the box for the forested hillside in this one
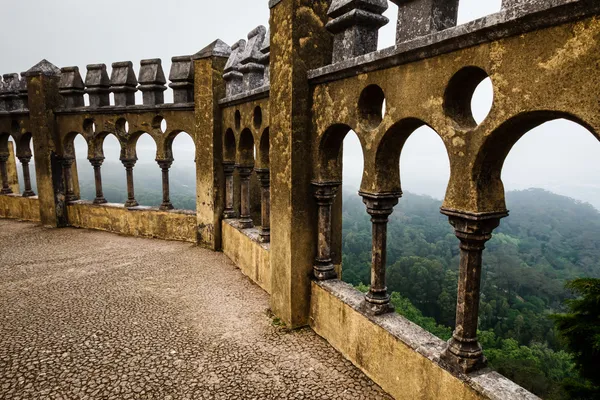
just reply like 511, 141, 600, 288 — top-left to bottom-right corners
342, 188, 600, 399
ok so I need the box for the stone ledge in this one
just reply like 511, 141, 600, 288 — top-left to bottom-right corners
308, 0, 600, 84
67, 200, 197, 216
311, 279, 539, 400
55, 102, 194, 115
219, 85, 270, 108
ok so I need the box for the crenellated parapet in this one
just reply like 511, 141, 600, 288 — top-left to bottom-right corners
0, 73, 28, 112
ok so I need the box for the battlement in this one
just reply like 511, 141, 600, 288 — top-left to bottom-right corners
2, 1, 598, 398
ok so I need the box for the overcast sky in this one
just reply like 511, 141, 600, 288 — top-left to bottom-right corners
3, 0, 600, 209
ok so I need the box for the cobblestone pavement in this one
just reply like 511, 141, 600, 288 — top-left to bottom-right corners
0, 220, 392, 400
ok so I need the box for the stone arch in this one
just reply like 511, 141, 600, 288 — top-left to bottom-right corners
126, 131, 159, 160
315, 124, 366, 184
371, 118, 449, 194
93, 132, 126, 160
0, 132, 16, 154
238, 128, 255, 166
472, 110, 599, 212
16, 132, 33, 158
224, 128, 236, 163
163, 130, 196, 161
62, 131, 91, 159
257, 128, 269, 169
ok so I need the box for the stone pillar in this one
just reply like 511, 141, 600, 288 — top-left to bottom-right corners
360, 192, 400, 315
193, 39, 231, 249
256, 168, 271, 243
157, 159, 174, 211
313, 182, 341, 280
89, 157, 107, 204
223, 162, 236, 219
110, 62, 137, 107
18, 156, 35, 197
121, 158, 138, 208
138, 59, 167, 106
326, 0, 389, 63
0, 154, 12, 194
440, 211, 506, 374
26, 60, 67, 228
269, 0, 333, 328
237, 165, 254, 229
61, 157, 78, 202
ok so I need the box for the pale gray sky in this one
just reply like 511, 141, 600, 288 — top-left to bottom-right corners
4, 0, 600, 208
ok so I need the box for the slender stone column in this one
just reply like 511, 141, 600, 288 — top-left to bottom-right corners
223, 162, 236, 218
62, 157, 78, 202
158, 159, 174, 211
121, 158, 138, 208
237, 165, 254, 229
89, 157, 107, 204
0, 154, 13, 194
312, 181, 341, 280
18, 156, 35, 197
440, 210, 506, 374
360, 191, 401, 315
256, 168, 271, 243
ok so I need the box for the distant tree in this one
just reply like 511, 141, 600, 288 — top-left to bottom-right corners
551, 278, 600, 398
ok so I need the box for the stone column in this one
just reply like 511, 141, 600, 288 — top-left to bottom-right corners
18, 156, 35, 197
157, 159, 174, 211
256, 168, 271, 243
360, 192, 401, 315
237, 165, 254, 229
121, 158, 138, 208
89, 157, 107, 204
0, 154, 12, 194
440, 211, 505, 374
223, 162, 236, 219
62, 157, 78, 202
312, 182, 341, 280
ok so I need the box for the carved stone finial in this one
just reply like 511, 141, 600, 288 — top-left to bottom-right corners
390, 0, 459, 44
326, 0, 389, 63
239, 26, 267, 91
110, 61, 138, 107
59, 67, 85, 108
85, 64, 110, 108
138, 59, 167, 106
192, 39, 232, 60
259, 30, 271, 86
223, 39, 246, 97
169, 56, 194, 104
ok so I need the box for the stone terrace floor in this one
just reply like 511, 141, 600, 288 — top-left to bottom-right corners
0, 220, 392, 400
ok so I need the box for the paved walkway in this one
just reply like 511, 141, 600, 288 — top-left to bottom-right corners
0, 220, 391, 400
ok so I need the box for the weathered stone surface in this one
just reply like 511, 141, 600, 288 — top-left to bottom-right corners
192, 38, 232, 60
85, 64, 110, 107
169, 55, 195, 103
327, 0, 389, 62
223, 39, 246, 97
59, 66, 85, 108
138, 58, 167, 105
24, 59, 61, 77
110, 61, 138, 106
390, 0, 459, 44
239, 26, 267, 91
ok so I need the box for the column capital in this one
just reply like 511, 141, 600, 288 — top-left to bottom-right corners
255, 168, 270, 186
17, 155, 32, 164
359, 191, 401, 218
88, 157, 105, 168
223, 161, 236, 174
0, 153, 9, 163
60, 156, 75, 167
121, 158, 137, 169
236, 164, 254, 178
156, 158, 174, 170
442, 208, 508, 247
312, 181, 341, 205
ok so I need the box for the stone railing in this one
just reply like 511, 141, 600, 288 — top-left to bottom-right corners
3, 1, 598, 399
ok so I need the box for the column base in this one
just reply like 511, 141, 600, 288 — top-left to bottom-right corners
313, 263, 337, 280
441, 337, 487, 374
259, 229, 270, 243
125, 200, 139, 208
362, 292, 394, 316
66, 195, 79, 202
93, 197, 107, 205
223, 209, 237, 219
160, 203, 174, 211
22, 190, 36, 198
1, 188, 13, 195
238, 218, 253, 229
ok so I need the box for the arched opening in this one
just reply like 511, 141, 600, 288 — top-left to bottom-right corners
71, 133, 92, 201
14, 133, 37, 196
224, 129, 236, 163
445, 66, 494, 128
472, 114, 600, 397
168, 132, 196, 210
98, 133, 126, 203
132, 133, 160, 207
1, 133, 22, 195
258, 128, 269, 169
238, 129, 255, 166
